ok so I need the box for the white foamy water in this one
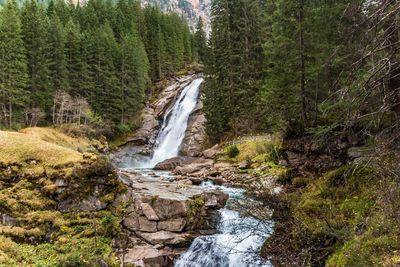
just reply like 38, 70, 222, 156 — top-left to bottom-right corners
142, 78, 203, 168
175, 183, 273, 267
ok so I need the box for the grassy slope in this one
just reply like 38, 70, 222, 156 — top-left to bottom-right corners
0, 128, 121, 266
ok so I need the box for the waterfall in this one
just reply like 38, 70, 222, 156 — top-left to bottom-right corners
147, 78, 203, 167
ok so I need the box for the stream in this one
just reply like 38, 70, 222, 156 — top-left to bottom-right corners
118, 77, 273, 266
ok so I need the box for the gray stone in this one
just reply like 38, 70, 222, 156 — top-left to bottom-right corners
139, 231, 192, 246
1, 213, 17, 226
157, 218, 187, 232
138, 216, 158, 232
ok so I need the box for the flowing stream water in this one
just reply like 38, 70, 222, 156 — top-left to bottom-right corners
124, 77, 272, 267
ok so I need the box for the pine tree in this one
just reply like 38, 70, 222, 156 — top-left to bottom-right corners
20, 0, 51, 112
48, 14, 69, 92
193, 17, 207, 63
203, 0, 232, 142
144, 6, 164, 80
64, 19, 83, 97
87, 23, 120, 123
0, 0, 29, 127
118, 25, 149, 124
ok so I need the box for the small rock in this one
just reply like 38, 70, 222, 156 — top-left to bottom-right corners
207, 177, 224, 186
141, 203, 160, 221
189, 177, 203, 185
238, 160, 253, 170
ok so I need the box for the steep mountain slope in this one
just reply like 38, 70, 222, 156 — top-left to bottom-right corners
142, 0, 211, 33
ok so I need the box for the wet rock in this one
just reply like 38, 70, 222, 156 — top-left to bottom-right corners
188, 177, 204, 185
174, 159, 213, 175
207, 177, 225, 186
180, 100, 206, 157
128, 107, 159, 145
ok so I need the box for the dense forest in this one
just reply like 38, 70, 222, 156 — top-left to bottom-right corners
203, 0, 400, 266
0, 0, 207, 135
204, 0, 400, 143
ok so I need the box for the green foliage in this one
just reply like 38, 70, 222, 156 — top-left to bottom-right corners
0, 0, 194, 133
193, 17, 207, 63
204, 0, 264, 142
0, 0, 28, 128
226, 145, 239, 158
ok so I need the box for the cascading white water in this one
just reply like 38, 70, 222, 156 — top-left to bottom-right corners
144, 78, 203, 167
175, 182, 273, 267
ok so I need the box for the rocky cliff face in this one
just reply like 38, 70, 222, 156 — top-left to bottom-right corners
142, 0, 211, 33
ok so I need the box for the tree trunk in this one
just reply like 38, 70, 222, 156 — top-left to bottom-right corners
299, 0, 307, 128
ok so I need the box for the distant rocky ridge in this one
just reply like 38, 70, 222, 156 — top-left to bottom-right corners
141, 0, 211, 33
0, 0, 211, 33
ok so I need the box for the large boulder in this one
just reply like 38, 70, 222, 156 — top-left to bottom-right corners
174, 159, 214, 175
122, 245, 180, 267
154, 156, 197, 171
115, 172, 228, 236
202, 144, 221, 159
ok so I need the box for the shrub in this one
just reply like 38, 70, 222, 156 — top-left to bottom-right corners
226, 145, 239, 158
115, 123, 131, 135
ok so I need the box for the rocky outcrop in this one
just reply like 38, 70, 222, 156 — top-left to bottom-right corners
283, 133, 364, 176
114, 171, 228, 266
128, 107, 159, 145
180, 100, 207, 157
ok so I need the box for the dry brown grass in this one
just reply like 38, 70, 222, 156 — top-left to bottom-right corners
0, 130, 83, 167
19, 127, 91, 152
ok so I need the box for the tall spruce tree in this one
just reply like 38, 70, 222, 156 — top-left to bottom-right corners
204, 0, 264, 141
118, 26, 149, 124
20, 0, 51, 111
87, 23, 120, 123
0, 0, 29, 128
48, 14, 69, 92
194, 17, 207, 63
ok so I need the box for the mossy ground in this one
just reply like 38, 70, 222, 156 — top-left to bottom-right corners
220, 136, 289, 183
0, 127, 123, 266
263, 160, 400, 266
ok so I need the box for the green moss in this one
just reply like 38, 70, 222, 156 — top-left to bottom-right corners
327, 234, 398, 267
187, 196, 205, 220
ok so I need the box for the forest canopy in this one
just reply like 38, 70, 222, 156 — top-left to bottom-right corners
0, 0, 205, 136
